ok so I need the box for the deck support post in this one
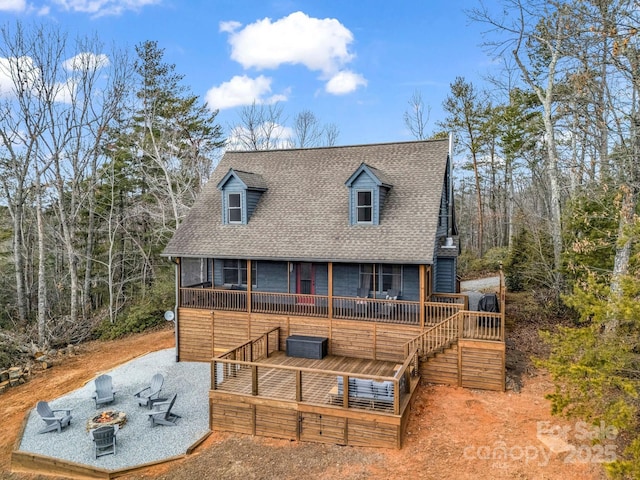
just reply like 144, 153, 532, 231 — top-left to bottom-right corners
296, 370, 302, 401
342, 375, 349, 409
252, 365, 258, 395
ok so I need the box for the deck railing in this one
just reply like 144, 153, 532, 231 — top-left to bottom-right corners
212, 340, 419, 416
424, 301, 464, 325
431, 293, 469, 310
404, 307, 505, 358
404, 313, 460, 357
462, 311, 503, 341
180, 287, 246, 311
215, 326, 280, 363
179, 285, 503, 337
332, 296, 420, 324
252, 292, 328, 317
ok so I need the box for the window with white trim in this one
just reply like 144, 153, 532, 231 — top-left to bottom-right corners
227, 193, 242, 223
356, 190, 373, 223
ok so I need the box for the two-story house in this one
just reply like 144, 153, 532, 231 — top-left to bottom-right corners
162, 138, 504, 448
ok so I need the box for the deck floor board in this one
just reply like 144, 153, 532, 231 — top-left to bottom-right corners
215, 351, 399, 401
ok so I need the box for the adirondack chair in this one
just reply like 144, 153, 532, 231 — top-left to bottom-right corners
91, 425, 117, 458
36, 401, 72, 434
92, 374, 116, 408
147, 394, 181, 427
134, 373, 165, 409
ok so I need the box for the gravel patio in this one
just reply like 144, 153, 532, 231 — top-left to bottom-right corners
14, 348, 210, 473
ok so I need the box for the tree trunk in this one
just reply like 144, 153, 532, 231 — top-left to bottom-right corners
35, 172, 48, 347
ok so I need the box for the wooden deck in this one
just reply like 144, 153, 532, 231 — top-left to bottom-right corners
214, 351, 401, 406
209, 332, 420, 448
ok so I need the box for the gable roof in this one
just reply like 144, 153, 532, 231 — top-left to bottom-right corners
345, 163, 393, 188
163, 139, 450, 264
217, 169, 268, 191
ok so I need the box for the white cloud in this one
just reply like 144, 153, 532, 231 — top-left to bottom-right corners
0, 56, 40, 98
0, 55, 79, 104
325, 70, 367, 95
219, 20, 241, 34
225, 11, 357, 75
205, 74, 287, 110
53, 0, 160, 17
63, 52, 110, 71
53, 77, 77, 104
0, 0, 25, 11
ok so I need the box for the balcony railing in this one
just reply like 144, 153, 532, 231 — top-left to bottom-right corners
179, 287, 469, 326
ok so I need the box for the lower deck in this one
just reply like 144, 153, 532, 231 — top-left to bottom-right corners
210, 335, 420, 448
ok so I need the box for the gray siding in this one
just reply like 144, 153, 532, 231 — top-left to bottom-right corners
254, 261, 288, 292
437, 188, 448, 237
220, 177, 246, 224
349, 173, 380, 225
203, 258, 423, 298
434, 257, 456, 293
315, 264, 329, 295
213, 258, 224, 286
402, 265, 419, 301
246, 190, 263, 221
332, 263, 360, 297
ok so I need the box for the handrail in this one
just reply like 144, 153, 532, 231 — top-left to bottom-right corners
215, 327, 280, 363
403, 313, 461, 358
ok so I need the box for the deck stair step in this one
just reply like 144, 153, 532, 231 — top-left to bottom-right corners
421, 339, 457, 360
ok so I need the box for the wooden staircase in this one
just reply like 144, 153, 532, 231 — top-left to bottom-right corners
404, 310, 506, 391
404, 311, 462, 360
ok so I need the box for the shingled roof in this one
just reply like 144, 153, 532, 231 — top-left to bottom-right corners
163, 139, 450, 264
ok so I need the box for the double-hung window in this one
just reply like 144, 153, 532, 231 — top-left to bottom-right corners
359, 264, 402, 294
227, 193, 242, 223
356, 190, 373, 223
223, 260, 257, 286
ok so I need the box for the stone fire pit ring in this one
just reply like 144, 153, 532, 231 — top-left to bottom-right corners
86, 410, 127, 431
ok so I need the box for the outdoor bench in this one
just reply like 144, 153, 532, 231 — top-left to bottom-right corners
329, 376, 397, 410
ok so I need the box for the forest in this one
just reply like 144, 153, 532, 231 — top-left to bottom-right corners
1, 0, 640, 477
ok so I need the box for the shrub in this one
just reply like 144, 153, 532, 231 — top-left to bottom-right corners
96, 274, 174, 340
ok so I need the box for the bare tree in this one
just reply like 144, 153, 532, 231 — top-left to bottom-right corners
293, 109, 323, 148
404, 90, 431, 140
323, 122, 340, 146
0, 23, 131, 344
229, 101, 289, 150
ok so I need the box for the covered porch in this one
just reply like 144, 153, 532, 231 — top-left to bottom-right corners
178, 258, 468, 327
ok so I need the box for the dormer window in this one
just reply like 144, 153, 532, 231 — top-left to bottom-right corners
217, 168, 267, 225
345, 163, 392, 226
356, 190, 373, 223
227, 193, 242, 223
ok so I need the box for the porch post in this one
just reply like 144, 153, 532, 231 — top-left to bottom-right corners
419, 264, 425, 329
247, 259, 252, 314
328, 262, 333, 320
328, 262, 333, 355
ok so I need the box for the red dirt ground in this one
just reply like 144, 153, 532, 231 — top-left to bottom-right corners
2, 327, 608, 480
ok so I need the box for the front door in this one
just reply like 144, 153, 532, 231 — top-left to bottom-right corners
296, 263, 315, 304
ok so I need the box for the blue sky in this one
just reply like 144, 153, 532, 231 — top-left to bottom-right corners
0, 0, 498, 146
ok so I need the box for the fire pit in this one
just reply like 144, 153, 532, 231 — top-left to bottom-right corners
86, 410, 127, 431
